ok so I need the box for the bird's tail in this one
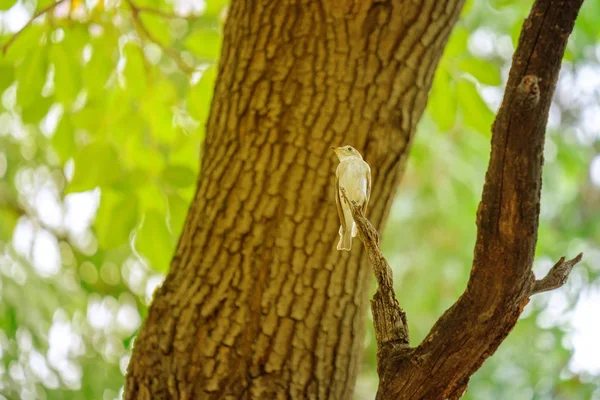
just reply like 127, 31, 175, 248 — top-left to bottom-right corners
337, 225, 352, 251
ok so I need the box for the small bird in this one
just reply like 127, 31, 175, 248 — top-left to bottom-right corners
331, 145, 371, 251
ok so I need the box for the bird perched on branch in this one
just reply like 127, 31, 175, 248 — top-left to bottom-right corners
331, 145, 371, 251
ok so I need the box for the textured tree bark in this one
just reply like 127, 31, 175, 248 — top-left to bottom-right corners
125, 0, 464, 398
368, 1, 584, 399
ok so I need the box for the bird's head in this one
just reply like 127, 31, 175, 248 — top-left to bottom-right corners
331, 145, 362, 161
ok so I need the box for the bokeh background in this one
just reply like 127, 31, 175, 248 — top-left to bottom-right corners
0, 0, 599, 398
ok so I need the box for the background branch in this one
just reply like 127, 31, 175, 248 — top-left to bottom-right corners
126, 0, 196, 74
133, 5, 199, 20
2, 0, 67, 55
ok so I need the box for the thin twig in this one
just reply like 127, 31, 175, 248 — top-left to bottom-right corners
126, 0, 196, 74
2, 0, 67, 55
530, 253, 583, 296
134, 5, 199, 20
340, 188, 409, 368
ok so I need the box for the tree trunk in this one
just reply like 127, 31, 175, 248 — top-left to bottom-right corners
126, 0, 464, 398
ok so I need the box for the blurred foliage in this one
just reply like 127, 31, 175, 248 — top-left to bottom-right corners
0, 0, 598, 399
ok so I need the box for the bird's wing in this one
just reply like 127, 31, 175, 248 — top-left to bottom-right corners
363, 162, 371, 214
335, 169, 347, 233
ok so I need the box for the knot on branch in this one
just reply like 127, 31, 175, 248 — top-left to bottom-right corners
530, 253, 583, 296
516, 74, 541, 110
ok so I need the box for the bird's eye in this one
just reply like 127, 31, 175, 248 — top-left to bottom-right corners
347, 147, 352, 151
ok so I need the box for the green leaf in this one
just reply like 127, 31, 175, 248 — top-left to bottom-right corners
37, 0, 58, 10
1, 25, 44, 62
456, 78, 494, 134
138, 184, 166, 213
68, 142, 121, 192
161, 165, 196, 188
184, 29, 221, 60
111, 168, 148, 192
71, 104, 108, 134
488, 0, 517, 9
95, 190, 139, 248
139, 79, 177, 143
51, 44, 81, 105
124, 136, 165, 175
458, 57, 502, 86
21, 96, 53, 124
443, 26, 468, 59
167, 194, 188, 237
16, 48, 47, 108
187, 65, 216, 123
83, 45, 114, 99
0, 207, 19, 240
123, 43, 147, 97
0, 65, 14, 93
52, 114, 76, 163
203, 0, 228, 18
135, 211, 174, 272
139, 14, 172, 46
427, 69, 456, 132
0, 0, 16, 10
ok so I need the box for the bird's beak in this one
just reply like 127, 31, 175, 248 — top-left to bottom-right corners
330, 146, 339, 152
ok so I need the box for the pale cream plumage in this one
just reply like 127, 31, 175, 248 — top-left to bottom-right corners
331, 145, 371, 251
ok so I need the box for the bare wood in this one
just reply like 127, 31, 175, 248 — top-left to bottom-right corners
340, 189, 409, 370
373, 0, 585, 399
531, 253, 583, 296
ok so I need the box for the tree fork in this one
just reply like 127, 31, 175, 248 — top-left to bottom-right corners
346, 1, 585, 399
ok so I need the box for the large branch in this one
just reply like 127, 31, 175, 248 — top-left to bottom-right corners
348, 0, 586, 399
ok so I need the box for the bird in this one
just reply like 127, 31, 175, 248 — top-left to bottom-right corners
331, 145, 371, 251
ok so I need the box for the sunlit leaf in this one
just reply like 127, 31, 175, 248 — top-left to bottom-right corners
51, 43, 81, 105
427, 69, 457, 132
135, 211, 174, 272
15, 48, 47, 108
96, 190, 139, 248
68, 142, 122, 192
138, 183, 166, 213
444, 26, 468, 59
167, 194, 189, 237
71, 104, 108, 133
0, 207, 18, 240
187, 65, 216, 123
21, 95, 53, 123
139, 79, 177, 143
123, 43, 147, 97
139, 14, 172, 45
184, 29, 221, 60
83, 40, 115, 98
458, 57, 502, 86
204, 0, 228, 18
0, 0, 16, 10
161, 165, 195, 188
0, 65, 14, 93
1, 25, 44, 62
52, 114, 76, 163
456, 78, 494, 134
